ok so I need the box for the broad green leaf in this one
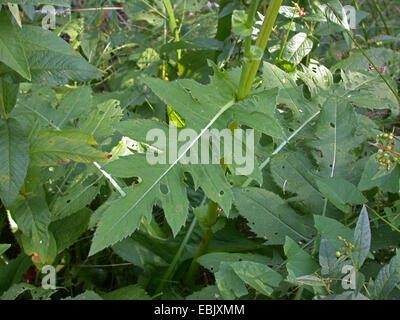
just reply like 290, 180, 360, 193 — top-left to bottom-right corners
80, 99, 123, 143
186, 286, 220, 300
233, 188, 315, 245
0, 244, 10, 256
0, 254, 31, 295
319, 236, 337, 276
102, 285, 151, 300
314, 215, 353, 251
198, 252, 273, 273
28, 51, 102, 85
371, 253, 400, 299
314, 176, 367, 214
12, 195, 51, 263
284, 237, 319, 281
112, 237, 168, 270
53, 87, 92, 129
295, 275, 326, 287
352, 206, 371, 269
0, 118, 30, 208
29, 129, 107, 166
0, 282, 55, 300
282, 32, 313, 65
0, 77, 19, 114
52, 174, 102, 221
0, 10, 30, 80
215, 261, 247, 300
50, 208, 92, 253
19, 25, 76, 56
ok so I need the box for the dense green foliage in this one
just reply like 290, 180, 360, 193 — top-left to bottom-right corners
0, 0, 399, 300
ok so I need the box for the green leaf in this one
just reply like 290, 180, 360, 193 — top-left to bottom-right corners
232, 10, 252, 37
19, 25, 76, 56
64, 290, 103, 300
0, 118, 30, 208
80, 99, 123, 143
29, 129, 107, 167
0, 77, 19, 114
314, 176, 367, 214
50, 208, 92, 253
284, 237, 319, 281
12, 195, 52, 263
0, 244, 10, 256
102, 285, 151, 300
112, 237, 168, 270
0, 10, 30, 80
28, 51, 102, 85
215, 261, 247, 300
358, 155, 400, 193
52, 174, 102, 220
314, 215, 353, 251
319, 236, 338, 276
53, 87, 93, 129
371, 253, 400, 299
352, 206, 371, 270
295, 275, 326, 287
0, 253, 31, 295
282, 32, 313, 65
233, 188, 315, 245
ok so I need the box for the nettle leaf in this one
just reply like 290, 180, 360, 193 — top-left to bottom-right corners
28, 51, 102, 85
0, 10, 30, 80
352, 206, 371, 270
284, 237, 319, 281
12, 195, 51, 262
233, 188, 315, 245
29, 130, 107, 167
314, 176, 367, 214
371, 252, 400, 299
282, 32, 313, 65
0, 118, 30, 208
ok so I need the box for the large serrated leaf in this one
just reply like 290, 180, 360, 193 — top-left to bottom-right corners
233, 188, 315, 245
352, 206, 371, 270
0, 118, 30, 208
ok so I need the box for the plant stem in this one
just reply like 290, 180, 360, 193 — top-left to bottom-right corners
277, 7, 296, 61
0, 95, 7, 120
237, 0, 283, 100
184, 200, 219, 285
371, 0, 391, 36
352, 0, 370, 46
163, 0, 182, 61
328, 4, 400, 102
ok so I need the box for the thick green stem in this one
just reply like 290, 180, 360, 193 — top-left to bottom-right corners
163, 0, 182, 61
237, 0, 283, 101
184, 201, 219, 285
